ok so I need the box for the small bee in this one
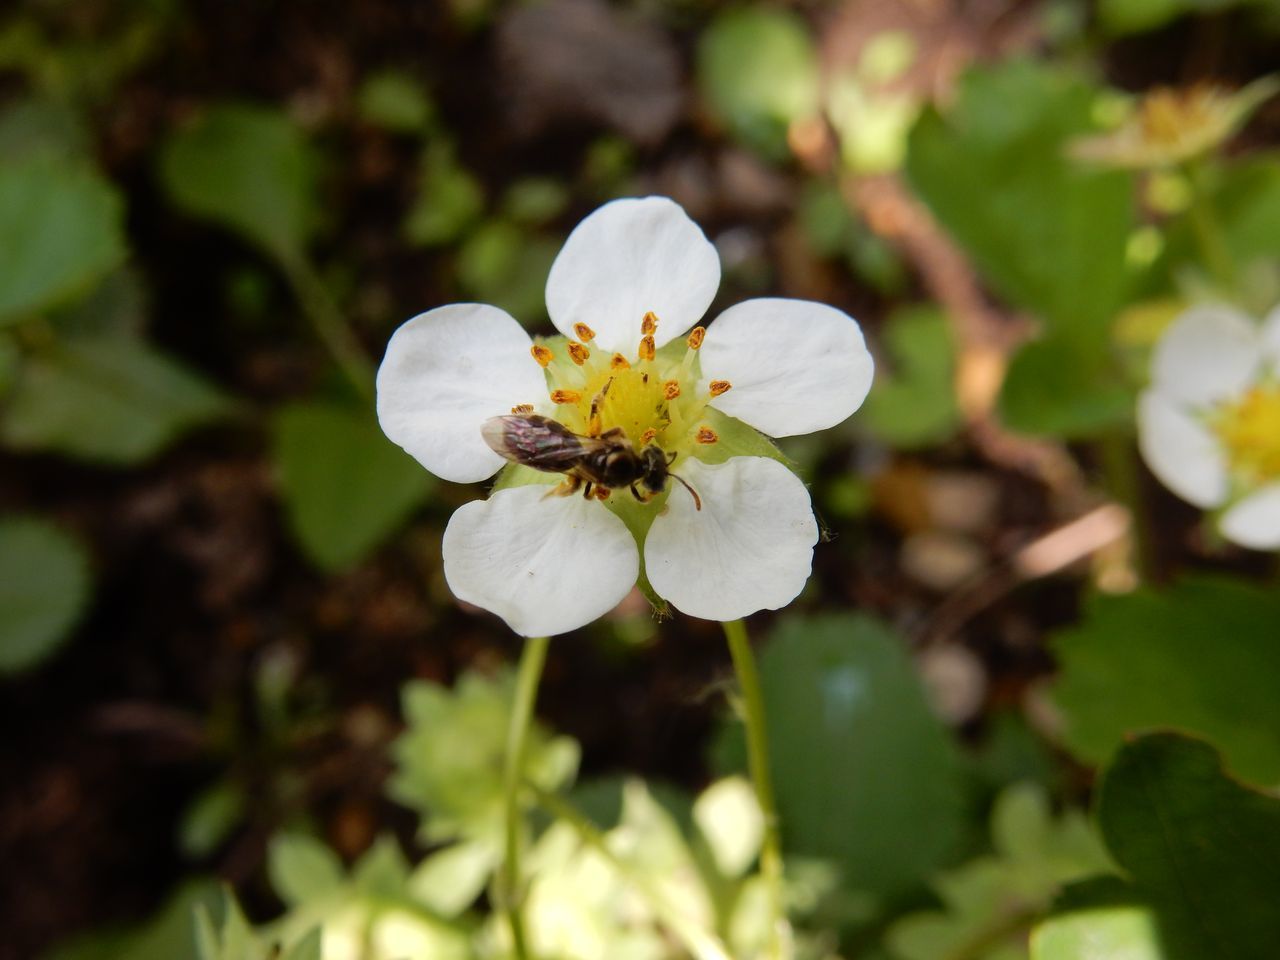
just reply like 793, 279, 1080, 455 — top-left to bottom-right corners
482, 414, 701, 510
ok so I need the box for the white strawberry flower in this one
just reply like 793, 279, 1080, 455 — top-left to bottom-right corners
1138, 303, 1280, 549
377, 196, 874, 636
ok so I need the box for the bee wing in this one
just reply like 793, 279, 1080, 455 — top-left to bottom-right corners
482, 415, 590, 471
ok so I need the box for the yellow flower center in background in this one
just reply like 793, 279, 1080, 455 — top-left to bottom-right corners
1213, 383, 1280, 487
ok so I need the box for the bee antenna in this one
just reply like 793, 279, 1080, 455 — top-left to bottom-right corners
670, 472, 702, 511
666, 450, 678, 466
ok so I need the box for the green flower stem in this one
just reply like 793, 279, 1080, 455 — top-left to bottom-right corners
1185, 160, 1236, 295
723, 617, 786, 960
530, 783, 735, 960
501, 634, 550, 960
280, 255, 376, 400
1099, 431, 1154, 582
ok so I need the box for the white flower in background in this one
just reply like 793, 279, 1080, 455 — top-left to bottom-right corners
378, 196, 874, 636
1138, 304, 1280, 549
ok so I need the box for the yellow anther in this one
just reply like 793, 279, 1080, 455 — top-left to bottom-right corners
641, 311, 659, 335
709, 380, 732, 397
686, 326, 706, 350
550, 389, 582, 405
663, 379, 681, 400
696, 425, 718, 444
574, 322, 596, 342
639, 428, 658, 445
610, 353, 631, 370
531, 344, 554, 367
567, 341, 590, 365
639, 336, 656, 362
511, 403, 535, 414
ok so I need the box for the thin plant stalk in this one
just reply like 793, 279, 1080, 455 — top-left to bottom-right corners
501, 634, 550, 960
723, 617, 786, 960
280, 255, 376, 400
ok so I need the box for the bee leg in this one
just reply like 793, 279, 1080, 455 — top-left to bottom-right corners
630, 483, 646, 503
543, 476, 581, 499
582, 481, 594, 500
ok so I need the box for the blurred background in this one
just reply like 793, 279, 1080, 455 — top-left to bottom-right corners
2, 0, 1279, 958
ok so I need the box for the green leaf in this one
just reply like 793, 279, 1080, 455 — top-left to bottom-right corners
179, 781, 245, 859
403, 141, 484, 247
0, 155, 125, 325
697, 8, 820, 160
388, 669, 579, 845
407, 840, 496, 917
2, 335, 230, 464
160, 104, 319, 261
356, 70, 434, 133
456, 220, 559, 322
1049, 576, 1280, 785
272, 402, 431, 571
0, 516, 91, 674
267, 834, 346, 908
0, 98, 91, 162
351, 835, 411, 899
1097, 0, 1267, 35
998, 333, 1134, 438
1097, 733, 1280, 959
1032, 902, 1163, 960
759, 614, 966, 898
906, 61, 1134, 336
44, 880, 222, 960
861, 306, 960, 448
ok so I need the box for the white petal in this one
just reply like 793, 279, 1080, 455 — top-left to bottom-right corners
376, 304, 549, 484
699, 298, 874, 438
442, 485, 639, 637
1137, 391, 1228, 508
545, 197, 721, 354
1150, 304, 1260, 408
1219, 484, 1280, 550
644, 457, 817, 621
1261, 304, 1280, 370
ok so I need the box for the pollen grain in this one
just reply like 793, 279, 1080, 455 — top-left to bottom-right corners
641, 311, 659, 335
639, 336, 656, 361
550, 389, 582, 405
573, 322, 596, 342
696, 425, 719, 444
531, 344, 554, 367
686, 326, 706, 350
663, 379, 682, 400
709, 380, 732, 397
567, 341, 590, 365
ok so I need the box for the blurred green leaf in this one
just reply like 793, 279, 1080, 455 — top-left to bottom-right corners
760, 614, 966, 898
0, 516, 90, 674
272, 401, 431, 571
998, 334, 1133, 438
357, 70, 434, 133
268, 833, 347, 908
179, 781, 245, 859
697, 8, 820, 159
407, 840, 495, 917
1096, 733, 1280, 959
49, 268, 147, 338
1, 335, 230, 463
0, 156, 126, 325
887, 783, 1111, 960
457, 221, 559, 322
862, 306, 960, 448
195, 887, 322, 960
1049, 577, 1280, 785
389, 669, 579, 846
1032, 901, 1163, 960
160, 104, 319, 261
0, 98, 91, 161
403, 142, 485, 247
44, 880, 221, 960
1097, 0, 1267, 36
907, 62, 1134, 336
502, 178, 569, 226
351, 835, 411, 899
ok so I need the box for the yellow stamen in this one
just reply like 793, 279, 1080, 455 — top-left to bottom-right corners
639, 336, 656, 362
686, 326, 705, 350
663, 379, 681, 400
1214, 384, 1280, 484
511, 403, 534, 414
574, 322, 596, 342
610, 353, 630, 370
550, 389, 582, 405
639, 428, 657, 445
531, 344, 554, 367
696, 425, 718, 444
641, 311, 659, 335
567, 341, 590, 365
709, 380, 732, 397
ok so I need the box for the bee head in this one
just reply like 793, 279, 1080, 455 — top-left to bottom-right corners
640, 445, 669, 493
